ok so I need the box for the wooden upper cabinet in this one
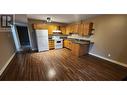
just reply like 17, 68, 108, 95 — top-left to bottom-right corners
70, 25, 74, 33
73, 24, 79, 34
63, 22, 93, 36
66, 26, 71, 35
32, 24, 48, 29
78, 22, 93, 36
82, 23, 93, 36
66, 24, 78, 34
32, 24, 59, 35
48, 25, 58, 35
32, 22, 93, 36
78, 23, 83, 36
60, 26, 66, 35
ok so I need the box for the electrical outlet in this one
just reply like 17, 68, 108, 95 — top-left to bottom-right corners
108, 54, 111, 57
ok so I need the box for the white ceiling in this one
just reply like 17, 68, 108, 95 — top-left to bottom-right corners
27, 14, 99, 23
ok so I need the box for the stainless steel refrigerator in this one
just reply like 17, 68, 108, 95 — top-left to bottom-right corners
35, 30, 49, 52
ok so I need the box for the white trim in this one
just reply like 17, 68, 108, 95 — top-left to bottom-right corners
32, 48, 38, 51
0, 52, 16, 76
14, 22, 28, 26
27, 24, 32, 49
13, 23, 32, 51
11, 25, 21, 51
89, 53, 127, 68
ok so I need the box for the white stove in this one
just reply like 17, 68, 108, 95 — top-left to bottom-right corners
54, 39, 63, 49
52, 36, 63, 49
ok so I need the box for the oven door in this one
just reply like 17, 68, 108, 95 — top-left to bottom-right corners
56, 41, 62, 44
55, 40, 63, 49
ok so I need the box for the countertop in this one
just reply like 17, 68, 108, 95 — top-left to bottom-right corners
68, 39, 90, 45
68, 36, 92, 41
48, 35, 94, 45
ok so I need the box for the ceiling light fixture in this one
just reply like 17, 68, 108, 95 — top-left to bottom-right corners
46, 17, 51, 22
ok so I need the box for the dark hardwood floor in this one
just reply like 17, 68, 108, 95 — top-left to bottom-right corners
0, 48, 127, 81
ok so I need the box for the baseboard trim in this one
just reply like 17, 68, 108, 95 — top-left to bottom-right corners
0, 52, 16, 76
89, 53, 127, 68
32, 48, 38, 51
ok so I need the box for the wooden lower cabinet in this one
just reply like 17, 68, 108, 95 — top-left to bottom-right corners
64, 39, 89, 57
64, 40, 68, 48
64, 40, 72, 50
49, 40, 54, 49
71, 42, 89, 57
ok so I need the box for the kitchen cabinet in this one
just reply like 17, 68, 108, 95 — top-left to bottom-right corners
66, 24, 78, 34
71, 42, 89, 57
68, 40, 72, 50
32, 24, 59, 35
66, 26, 71, 35
64, 40, 72, 50
78, 22, 93, 36
33, 22, 93, 36
32, 24, 48, 29
64, 22, 93, 35
78, 23, 84, 36
60, 26, 66, 35
48, 25, 58, 35
49, 40, 54, 49
61, 24, 79, 35
64, 39, 90, 57
64, 40, 68, 48
69, 24, 79, 34
73, 24, 79, 34
69, 25, 73, 34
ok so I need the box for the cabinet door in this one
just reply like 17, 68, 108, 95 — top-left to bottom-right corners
64, 40, 68, 48
68, 40, 70, 49
82, 23, 93, 36
82, 23, 89, 36
71, 43, 79, 56
60, 26, 66, 35
66, 26, 71, 35
66, 40, 70, 49
70, 25, 74, 33
64, 40, 72, 49
49, 40, 54, 49
70, 24, 75, 33
78, 23, 93, 36
68, 40, 72, 50
78, 24, 83, 36
33, 24, 48, 29
48, 25, 58, 35
73, 24, 78, 34
81, 23, 86, 36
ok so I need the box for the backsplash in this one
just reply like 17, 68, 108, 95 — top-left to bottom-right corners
68, 34, 94, 42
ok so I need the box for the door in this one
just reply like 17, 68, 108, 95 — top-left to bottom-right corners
16, 25, 30, 47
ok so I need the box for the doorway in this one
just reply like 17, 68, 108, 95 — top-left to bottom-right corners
16, 25, 31, 51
